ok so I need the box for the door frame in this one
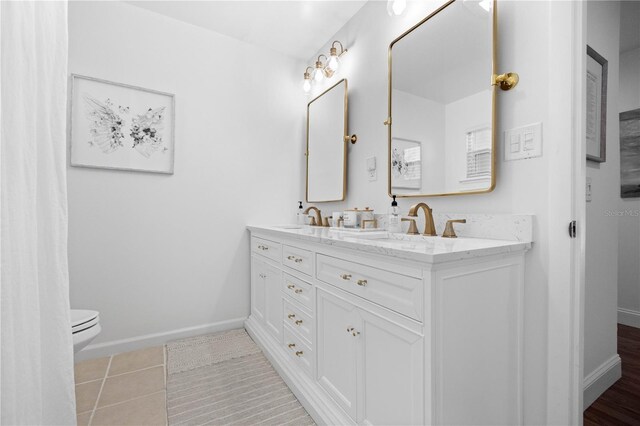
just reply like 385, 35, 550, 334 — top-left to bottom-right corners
547, 0, 586, 424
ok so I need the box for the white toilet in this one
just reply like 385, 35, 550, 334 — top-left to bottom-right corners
71, 309, 101, 353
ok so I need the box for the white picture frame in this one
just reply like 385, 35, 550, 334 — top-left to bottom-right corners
70, 74, 175, 174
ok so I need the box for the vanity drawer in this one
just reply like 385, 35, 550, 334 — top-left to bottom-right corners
282, 273, 313, 310
251, 236, 281, 264
282, 245, 313, 276
283, 298, 313, 345
283, 326, 313, 379
316, 254, 423, 322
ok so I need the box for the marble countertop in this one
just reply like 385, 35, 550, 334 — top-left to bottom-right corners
247, 225, 531, 264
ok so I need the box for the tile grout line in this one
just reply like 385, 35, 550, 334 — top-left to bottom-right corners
88, 355, 113, 426
106, 363, 165, 379
87, 389, 167, 411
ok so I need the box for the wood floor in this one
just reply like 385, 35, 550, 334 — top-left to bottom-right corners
584, 324, 640, 425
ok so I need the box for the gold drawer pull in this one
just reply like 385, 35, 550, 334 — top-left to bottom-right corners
288, 343, 296, 348
295, 351, 304, 357
294, 288, 303, 294
257, 245, 269, 251
288, 314, 296, 319
357, 279, 367, 286
346, 327, 354, 333
351, 330, 360, 337
287, 284, 295, 289
340, 274, 352, 281
294, 258, 303, 263
295, 319, 303, 325
287, 255, 295, 260
259, 273, 266, 278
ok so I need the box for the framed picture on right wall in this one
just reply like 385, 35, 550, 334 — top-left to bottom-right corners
586, 45, 608, 163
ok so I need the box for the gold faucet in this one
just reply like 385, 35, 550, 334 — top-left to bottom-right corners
303, 206, 323, 227
407, 203, 437, 236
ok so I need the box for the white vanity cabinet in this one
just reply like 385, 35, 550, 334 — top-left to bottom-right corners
245, 226, 529, 426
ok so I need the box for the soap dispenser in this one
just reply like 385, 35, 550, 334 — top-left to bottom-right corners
297, 201, 305, 225
388, 195, 401, 233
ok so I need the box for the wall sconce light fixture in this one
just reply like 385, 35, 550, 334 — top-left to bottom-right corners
302, 67, 312, 93
326, 41, 346, 75
302, 40, 348, 93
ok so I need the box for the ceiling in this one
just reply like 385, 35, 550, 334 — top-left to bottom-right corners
620, 0, 640, 53
125, 1, 368, 60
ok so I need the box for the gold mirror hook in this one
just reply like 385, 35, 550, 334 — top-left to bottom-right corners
344, 134, 358, 144
493, 72, 519, 91
383, 117, 392, 126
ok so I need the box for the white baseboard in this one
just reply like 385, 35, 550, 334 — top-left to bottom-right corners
583, 354, 622, 410
74, 317, 247, 361
618, 308, 640, 328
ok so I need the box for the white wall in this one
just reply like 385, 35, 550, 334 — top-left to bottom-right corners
68, 1, 304, 357
618, 47, 640, 325
583, 0, 621, 402
304, 1, 574, 422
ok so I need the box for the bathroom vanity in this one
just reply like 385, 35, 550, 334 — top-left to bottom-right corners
245, 224, 530, 425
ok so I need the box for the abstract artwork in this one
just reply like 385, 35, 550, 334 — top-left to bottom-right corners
620, 108, 640, 198
70, 75, 175, 174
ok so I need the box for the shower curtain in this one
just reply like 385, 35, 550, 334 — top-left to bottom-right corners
1, 1, 76, 424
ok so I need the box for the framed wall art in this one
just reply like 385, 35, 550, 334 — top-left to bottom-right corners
70, 74, 175, 174
586, 45, 608, 163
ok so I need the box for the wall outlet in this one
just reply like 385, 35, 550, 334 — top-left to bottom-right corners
504, 122, 543, 161
366, 156, 377, 181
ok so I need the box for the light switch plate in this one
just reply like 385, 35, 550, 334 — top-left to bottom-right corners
366, 156, 377, 181
586, 177, 592, 202
504, 122, 543, 161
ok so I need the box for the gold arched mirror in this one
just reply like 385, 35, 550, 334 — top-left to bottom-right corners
387, 0, 514, 198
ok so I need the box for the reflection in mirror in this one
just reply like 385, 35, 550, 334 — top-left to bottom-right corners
307, 79, 348, 202
389, 0, 495, 197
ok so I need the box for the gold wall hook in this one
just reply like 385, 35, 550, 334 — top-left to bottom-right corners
344, 134, 358, 144
493, 72, 519, 91
383, 117, 392, 126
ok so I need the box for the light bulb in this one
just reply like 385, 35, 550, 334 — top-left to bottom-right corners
302, 78, 311, 93
312, 66, 324, 82
387, 0, 406, 16
326, 55, 340, 73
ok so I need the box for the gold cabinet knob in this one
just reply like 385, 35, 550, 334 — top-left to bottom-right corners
346, 327, 354, 333
288, 343, 296, 348
295, 351, 304, 357
357, 279, 367, 287
288, 314, 296, 319
295, 319, 303, 325
340, 274, 352, 281
287, 255, 295, 260
352, 330, 360, 337
287, 284, 295, 289
295, 258, 303, 263
294, 288, 303, 294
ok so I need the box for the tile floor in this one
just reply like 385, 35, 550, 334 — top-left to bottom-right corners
74, 346, 167, 426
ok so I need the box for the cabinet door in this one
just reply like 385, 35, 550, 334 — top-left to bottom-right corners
317, 289, 359, 421
251, 255, 266, 323
358, 309, 424, 426
263, 261, 283, 343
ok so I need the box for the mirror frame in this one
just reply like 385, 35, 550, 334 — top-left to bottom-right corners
306, 78, 349, 203
387, 0, 497, 198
